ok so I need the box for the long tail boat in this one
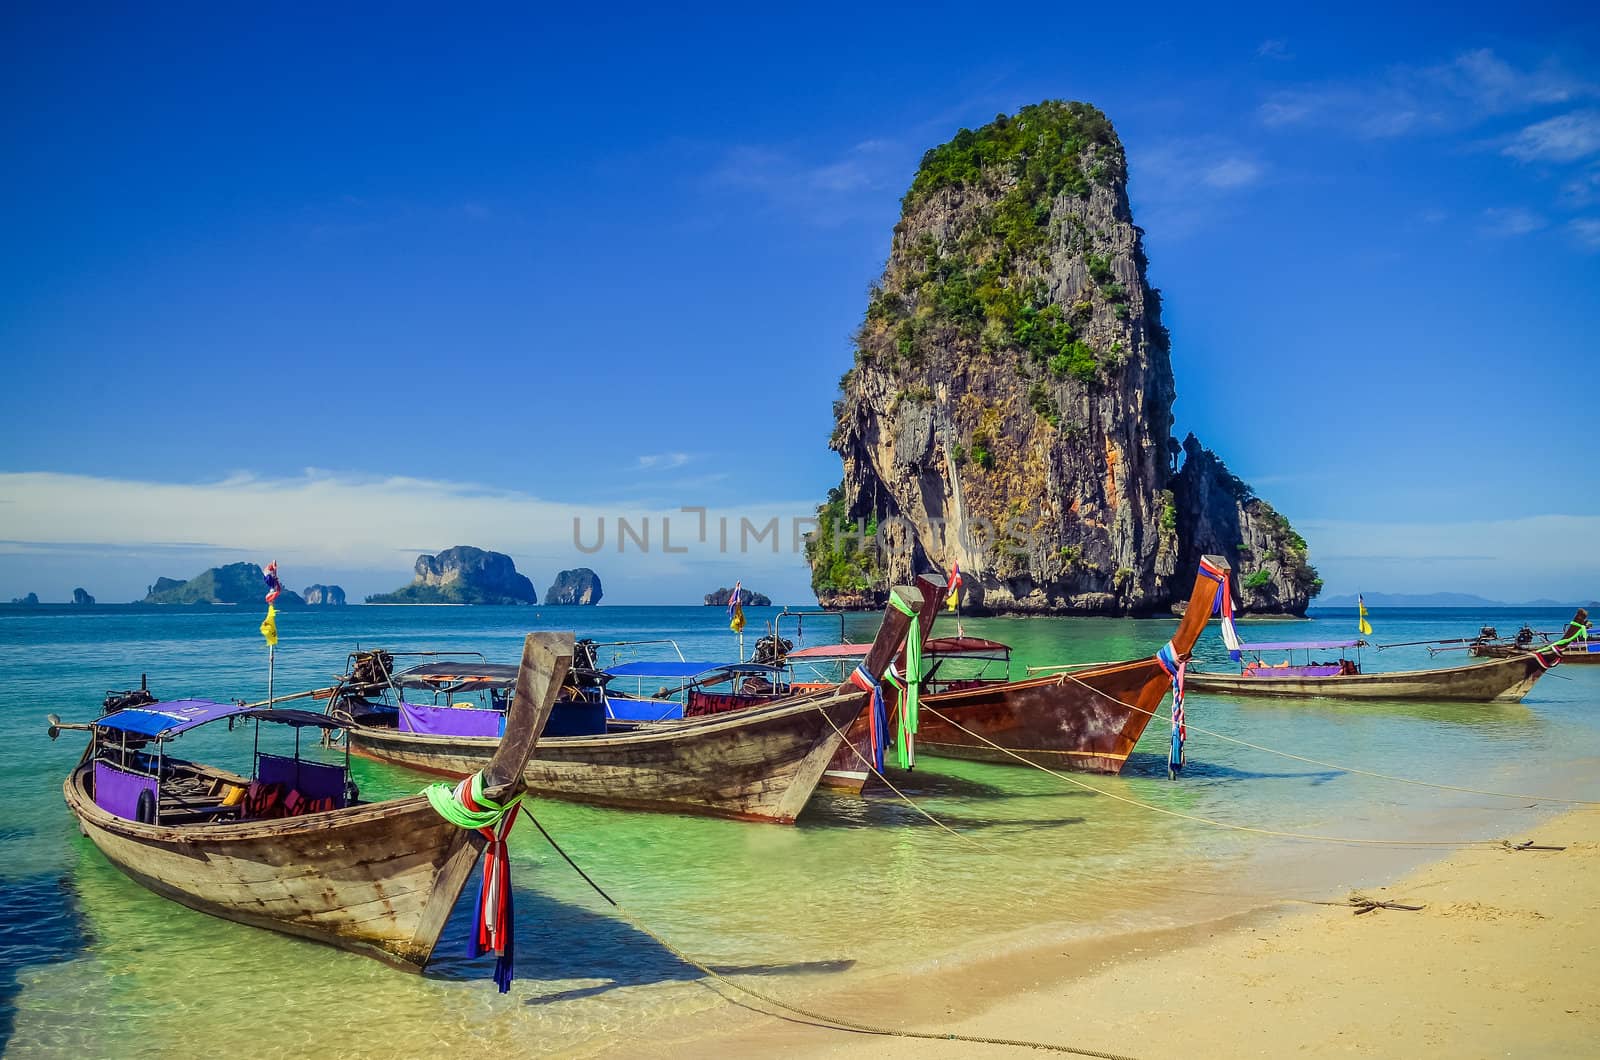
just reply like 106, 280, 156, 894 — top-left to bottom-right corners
1187, 632, 1557, 702
1468, 611, 1597, 665
332, 588, 925, 824
54, 632, 572, 972
818, 557, 1231, 780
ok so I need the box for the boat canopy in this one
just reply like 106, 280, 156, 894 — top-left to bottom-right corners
1236, 639, 1363, 652
392, 662, 521, 692
601, 661, 784, 680
786, 636, 1009, 661
94, 700, 351, 739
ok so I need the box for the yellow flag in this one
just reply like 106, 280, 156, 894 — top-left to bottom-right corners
260, 604, 279, 647
1357, 595, 1373, 637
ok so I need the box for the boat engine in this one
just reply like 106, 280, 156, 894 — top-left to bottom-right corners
751, 634, 793, 667
1513, 625, 1536, 647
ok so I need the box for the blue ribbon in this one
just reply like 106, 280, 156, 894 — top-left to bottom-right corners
850, 663, 887, 773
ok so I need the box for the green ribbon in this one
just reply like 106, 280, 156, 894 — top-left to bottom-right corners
424, 771, 524, 830
1555, 621, 1589, 648
887, 590, 921, 770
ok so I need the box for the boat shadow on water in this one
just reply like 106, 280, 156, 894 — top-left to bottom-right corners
1120, 750, 1345, 785
0, 871, 95, 1053
422, 884, 857, 1003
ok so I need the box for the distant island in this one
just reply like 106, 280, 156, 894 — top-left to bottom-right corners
1318, 592, 1597, 609
545, 568, 602, 605
704, 586, 771, 607
366, 546, 538, 605
73, 588, 95, 605
143, 563, 306, 606
10, 592, 39, 606
302, 584, 346, 606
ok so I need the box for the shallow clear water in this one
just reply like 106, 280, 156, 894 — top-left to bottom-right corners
2, 604, 1596, 1055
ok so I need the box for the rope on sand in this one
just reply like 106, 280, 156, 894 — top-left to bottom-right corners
527, 814, 1144, 1060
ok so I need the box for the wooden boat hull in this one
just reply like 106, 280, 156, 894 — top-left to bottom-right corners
830, 661, 1175, 776
1470, 642, 1599, 664
349, 691, 867, 824
64, 769, 480, 970
1186, 653, 1550, 703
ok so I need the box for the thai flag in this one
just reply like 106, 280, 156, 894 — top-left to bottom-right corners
262, 561, 281, 604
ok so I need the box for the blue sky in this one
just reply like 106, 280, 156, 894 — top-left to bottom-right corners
3, 2, 1597, 604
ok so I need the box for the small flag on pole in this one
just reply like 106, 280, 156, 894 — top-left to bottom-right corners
946, 562, 962, 612
728, 581, 746, 633
1358, 594, 1373, 637
260, 604, 279, 647
263, 561, 282, 604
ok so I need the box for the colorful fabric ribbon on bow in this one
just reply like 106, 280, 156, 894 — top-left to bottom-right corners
1155, 640, 1187, 779
848, 663, 888, 773
424, 771, 525, 992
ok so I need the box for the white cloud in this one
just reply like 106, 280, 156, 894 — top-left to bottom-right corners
1201, 158, 1262, 189
1304, 513, 1600, 601
1570, 218, 1600, 250
1503, 110, 1600, 163
705, 139, 907, 226
1480, 206, 1547, 237
1258, 50, 1597, 138
1256, 39, 1291, 61
0, 471, 822, 604
634, 452, 691, 471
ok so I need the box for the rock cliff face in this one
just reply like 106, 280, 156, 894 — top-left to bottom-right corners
811, 102, 1317, 615
72, 588, 95, 605
143, 563, 307, 606
366, 546, 538, 605
302, 584, 346, 606
545, 568, 603, 605
704, 587, 772, 607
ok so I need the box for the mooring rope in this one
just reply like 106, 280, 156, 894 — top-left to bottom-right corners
525, 814, 1145, 1059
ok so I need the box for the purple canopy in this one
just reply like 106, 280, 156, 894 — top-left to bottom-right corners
1237, 639, 1361, 652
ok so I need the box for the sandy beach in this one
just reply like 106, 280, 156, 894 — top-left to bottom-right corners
657, 806, 1600, 1059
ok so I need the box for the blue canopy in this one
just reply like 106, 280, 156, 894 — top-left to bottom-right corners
602, 661, 782, 681
93, 701, 345, 739
94, 699, 247, 739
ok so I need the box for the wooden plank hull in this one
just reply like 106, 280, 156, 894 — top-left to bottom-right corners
64, 770, 479, 969
349, 691, 868, 824
914, 661, 1173, 773
1186, 653, 1549, 702
1470, 642, 1599, 664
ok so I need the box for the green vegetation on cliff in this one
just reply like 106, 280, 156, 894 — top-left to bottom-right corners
850, 102, 1144, 397
805, 485, 882, 599
144, 563, 305, 606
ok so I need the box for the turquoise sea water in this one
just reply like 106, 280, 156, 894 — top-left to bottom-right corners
2, 604, 1597, 1056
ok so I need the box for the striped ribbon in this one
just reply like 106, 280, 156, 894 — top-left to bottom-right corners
848, 664, 888, 772
1155, 640, 1187, 779
1198, 559, 1241, 661
424, 771, 524, 992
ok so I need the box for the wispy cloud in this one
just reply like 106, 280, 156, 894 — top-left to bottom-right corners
1129, 139, 1266, 237
634, 452, 691, 471
0, 470, 823, 604
1201, 158, 1262, 189
1256, 39, 1291, 61
1303, 513, 1600, 600
1503, 109, 1600, 163
1258, 49, 1597, 137
705, 139, 908, 226
1480, 206, 1548, 237
1570, 217, 1600, 250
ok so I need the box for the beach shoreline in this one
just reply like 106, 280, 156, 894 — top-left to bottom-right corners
642, 805, 1600, 1059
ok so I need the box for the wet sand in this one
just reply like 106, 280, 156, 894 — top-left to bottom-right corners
653, 806, 1600, 1059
